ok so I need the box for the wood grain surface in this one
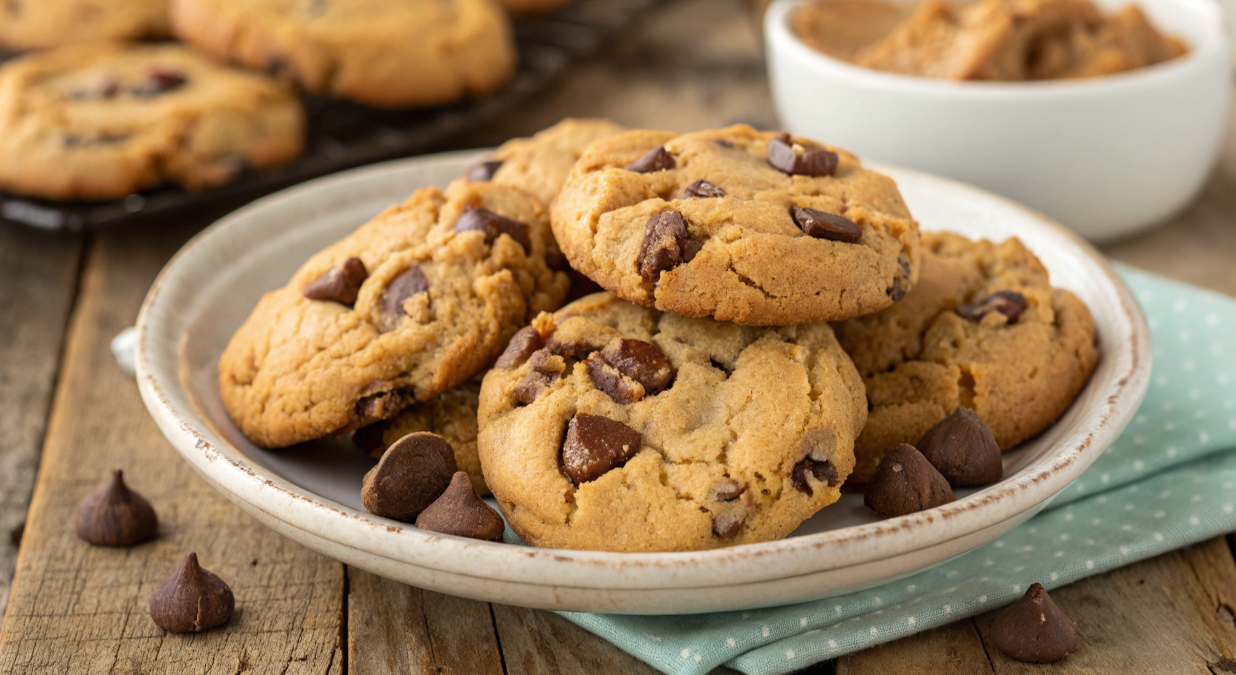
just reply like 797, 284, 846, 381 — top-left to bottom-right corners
0, 0, 1233, 673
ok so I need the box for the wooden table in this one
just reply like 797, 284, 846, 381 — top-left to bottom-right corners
2, 1, 1235, 672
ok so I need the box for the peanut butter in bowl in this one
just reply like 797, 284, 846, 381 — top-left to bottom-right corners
791, 0, 1188, 80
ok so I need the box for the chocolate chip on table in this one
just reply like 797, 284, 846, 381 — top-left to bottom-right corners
495, 326, 545, 368
918, 408, 1003, 487
560, 413, 642, 485
625, 145, 676, 173
512, 349, 566, 404
957, 290, 1027, 324
990, 583, 1078, 663
382, 266, 429, 316
767, 133, 838, 177
414, 471, 505, 541
361, 432, 457, 521
864, 443, 955, 517
791, 205, 862, 243
683, 180, 727, 198
712, 512, 745, 538
455, 206, 531, 252
303, 257, 367, 306
75, 469, 158, 546
465, 160, 503, 183
149, 552, 234, 633
638, 210, 701, 283
598, 338, 675, 393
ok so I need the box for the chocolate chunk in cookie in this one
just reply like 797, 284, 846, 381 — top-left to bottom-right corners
917, 408, 1003, 487
792, 205, 862, 243
303, 257, 367, 306
512, 349, 565, 404
709, 478, 745, 501
957, 290, 1027, 323
585, 356, 645, 404
361, 432, 457, 522
683, 179, 726, 198
864, 443, 954, 517
712, 513, 745, 538
625, 145, 675, 173
456, 206, 531, 253
466, 160, 504, 183
496, 326, 545, 368
560, 413, 642, 485
382, 267, 429, 316
598, 338, 674, 394
767, 133, 838, 177
991, 583, 1078, 663
637, 210, 701, 283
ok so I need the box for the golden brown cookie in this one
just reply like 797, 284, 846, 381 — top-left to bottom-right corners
477, 292, 867, 552
833, 231, 1099, 482
170, 0, 517, 108
354, 379, 488, 496
0, 0, 169, 51
0, 42, 304, 201
552, 125, 921, 326
219, 181, 570, 448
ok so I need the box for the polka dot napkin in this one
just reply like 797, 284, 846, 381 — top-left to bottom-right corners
560, 266, 1236, 675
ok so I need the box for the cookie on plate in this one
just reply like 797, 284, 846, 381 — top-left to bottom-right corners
477, 292, 867, 552
0, 0, 169, 51
833, 231, 1099, 482
0, 42, 304, 201
552, 125, 921, 326
467, 118, 627, 209
219, 180, 570, 448
354, 379, 488, 496
170, 0, 517, 108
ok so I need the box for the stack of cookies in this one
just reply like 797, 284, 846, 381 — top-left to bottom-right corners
0, 0, 570, 201
218, 119, 1099, 553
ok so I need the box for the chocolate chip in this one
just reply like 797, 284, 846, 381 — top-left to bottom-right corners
683, 180, 727, 198
414, 472, 505, 541
512, 349, 566, 404
560, 413, 642, 485
496, 326, 545, 368
382, 267, 429, 316
709, 479, 744, 501
888, 254, 912, 302
131, 67, 187, 98
990, 583, 1078, 663
455, 207, 531, 253
712, 513, 745, 538
465, 160, 503, 183
149, 553, 234, 633
791, 205, 862, 243
767, 134, 838, 176
361, 432, 457, 522
864, 444, 954, 517
303, 257, 367, 306
790, 457, 839, 496
74, 469, 158, 546
599, 338, 675, 394
638, 210, 701, 283
957, 290, 1027, 324
918, 408, 1002, 487
585, 355, 643, 404
625, 146, 676, 173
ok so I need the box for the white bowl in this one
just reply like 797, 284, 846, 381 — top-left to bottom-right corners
135, 151, 1150, 615
766, 0, 1233, 243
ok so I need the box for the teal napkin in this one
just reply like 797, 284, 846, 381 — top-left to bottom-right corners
561, 266, 1236, 675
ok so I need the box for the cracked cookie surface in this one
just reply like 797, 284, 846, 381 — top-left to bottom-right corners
219, 180, 569, 448
0, 41, 304, 201
833, 231, 1098, 482
170, 0, 516, 108
552, 124, 921, 326
477, 292, 866, 552
0, 0, 169, 50
474, 118, 627, 210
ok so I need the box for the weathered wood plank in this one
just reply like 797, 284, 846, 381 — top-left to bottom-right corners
491, 603, 665, 674
0, 219, 344, 674
347, 569, 504, 674
0, 224, 83, 634
837, 621, 994, 674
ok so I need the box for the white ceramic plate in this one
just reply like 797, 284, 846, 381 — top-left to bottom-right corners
135, 151, 1151, 615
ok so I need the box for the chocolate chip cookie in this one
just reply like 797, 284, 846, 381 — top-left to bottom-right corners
0, 0, 169, 50
476, 292, 867, 552
467, 118, 627, 209
0, 42, 304, 201
354, 379, 489, 496
219, 180, 570, 448
170, 0, 517, 108
552, 125, 921, 326
833, 231, 1098, 482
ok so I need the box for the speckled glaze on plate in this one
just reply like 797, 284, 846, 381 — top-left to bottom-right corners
135, 150, 1151, 615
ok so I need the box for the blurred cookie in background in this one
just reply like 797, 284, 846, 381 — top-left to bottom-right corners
0, 41, 305, 201
170, 0, 518, 108
0, 0, 169, 51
